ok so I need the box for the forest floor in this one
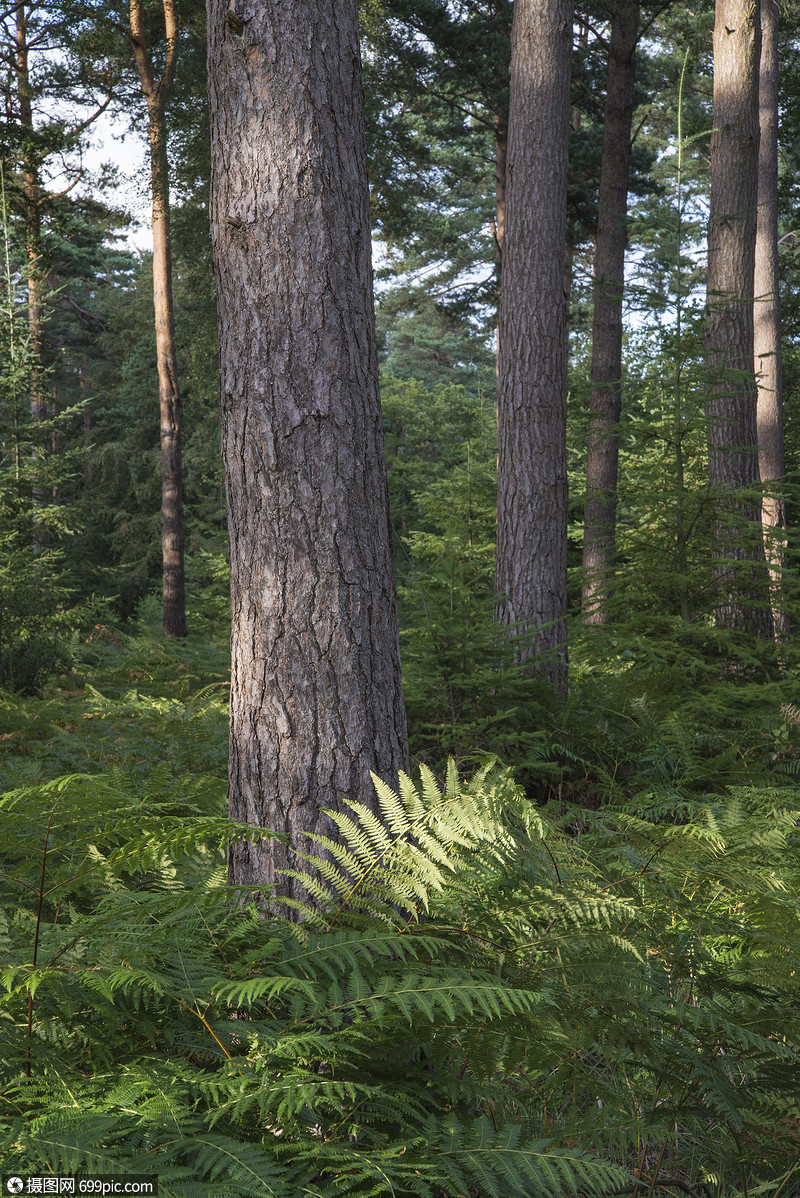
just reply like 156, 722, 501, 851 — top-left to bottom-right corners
2, 623, 800, 1197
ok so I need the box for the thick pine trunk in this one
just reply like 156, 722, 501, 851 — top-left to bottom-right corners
754, 0, 787, 637
705, 0, 771, 638
130, 0, 187, 640
581, 0, 639, 624
207, 0, 409, 905
495, 0, 573, 691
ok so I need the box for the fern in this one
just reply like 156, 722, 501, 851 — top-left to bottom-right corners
2, 716, 800, 1197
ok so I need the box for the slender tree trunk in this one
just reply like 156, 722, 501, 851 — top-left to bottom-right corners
563, 108, 582, 317
22, 179, 45, 430
581, 0, 639, 624
16, 6, 43, 414
50, 386, 58, 500
705, 0, 771, 639
15, 7, 48, 519
754, 0, 787, 637
563, 13, 589, 317
130, 0, 186, 639
150, 107, 186, 640
492, 0, 512, 266
494, 107, 507, 259
81, 357, 92, 491
207, 0, 409, 906
495, 0, 573, 692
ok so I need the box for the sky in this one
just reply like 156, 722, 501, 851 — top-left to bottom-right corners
80, 110, 153, 252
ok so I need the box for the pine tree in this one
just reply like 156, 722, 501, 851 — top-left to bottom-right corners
754, 0, 787, 635
705, 0, 771, 638
207, 0, 409, 906
0, 0, 115, 532
581, 0, 640, 624
129, 0, 187, 639
495, 0, 573, 691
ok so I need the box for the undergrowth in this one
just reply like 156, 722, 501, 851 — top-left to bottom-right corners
1, 633, 800, 1196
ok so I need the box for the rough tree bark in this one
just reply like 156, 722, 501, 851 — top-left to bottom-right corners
130, 0, 186, 639
754, 0, 787, 636
495, 0, 573, 691
581, 0, 639, 624
705, 0, 771, 638
207, 0, 409, 905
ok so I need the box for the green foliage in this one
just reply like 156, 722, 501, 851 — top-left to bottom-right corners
0, 631, 230, 791
0, 193, 88, 693
382, 374, 551, 774
63, 237, 225, 627
0, 727, 623, 1196
4, 7, 800, 1195
2, 712, 800, 1196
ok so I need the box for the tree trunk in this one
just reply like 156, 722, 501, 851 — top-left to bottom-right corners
150, 108, 186, 641
494, 106, 508, 259
581, 0, 639, 625
130, 0, 187, 640
22, 177, 45, 429
16, 4, 49, 542
705, 0, 771, 639
495, 0, 573, 692
492, 0, 512, 264
754, 0, 787, 637
207, 0, 409, 906
563, 107, 581, 320
81, 357, 92, 491
16, 6, 44, 417
563, 13, 588, 319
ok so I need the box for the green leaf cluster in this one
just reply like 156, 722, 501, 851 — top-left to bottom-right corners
1, 689, 799, 1198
